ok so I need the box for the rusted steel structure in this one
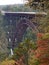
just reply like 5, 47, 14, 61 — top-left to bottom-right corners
2, 11, 47, 48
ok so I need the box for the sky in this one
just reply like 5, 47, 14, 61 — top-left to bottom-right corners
0, 0, 26, 5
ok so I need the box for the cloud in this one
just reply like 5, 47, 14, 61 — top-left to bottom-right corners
0, 0, 24, 5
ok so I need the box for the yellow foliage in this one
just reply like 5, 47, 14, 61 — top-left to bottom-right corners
43, 33, 49, 40
0, 59, 15, 65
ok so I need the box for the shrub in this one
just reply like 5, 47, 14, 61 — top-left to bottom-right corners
36, 33, 49, 65
0, 59, 15, 65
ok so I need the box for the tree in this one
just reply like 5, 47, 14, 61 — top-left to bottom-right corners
0, 59, 15, 65
0, 12, 9, 61
12, 39, 37, 65
35, 33, 49, 65
24, 0, 49, 11
24, 0, 49, 33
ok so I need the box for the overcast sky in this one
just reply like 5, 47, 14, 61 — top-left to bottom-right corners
0, 0, 26, 5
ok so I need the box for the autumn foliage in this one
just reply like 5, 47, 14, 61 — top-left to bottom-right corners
35, 33, 49, 65
0, 59, 15, 65
12, 33, 49, 65
1, 33, 49, 65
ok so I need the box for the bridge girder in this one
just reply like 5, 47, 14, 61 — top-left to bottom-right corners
2, 11, 46, 48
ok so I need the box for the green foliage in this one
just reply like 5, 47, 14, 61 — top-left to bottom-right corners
2, 5, 33, 12
24, 0, 49, 33
0, 13, 8, 46
25, 0, 49, 11
0, 52, 9, 62
23, 28, 37, 42
0, 12, 9, 62
38, 10, 49, 33
12, 39, 37, 65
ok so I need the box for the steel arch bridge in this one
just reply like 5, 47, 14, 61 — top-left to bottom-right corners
2, 11, 46, 48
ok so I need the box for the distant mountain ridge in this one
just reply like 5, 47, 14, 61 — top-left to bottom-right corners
0, 4, 33, 12
0, 4, 24, 9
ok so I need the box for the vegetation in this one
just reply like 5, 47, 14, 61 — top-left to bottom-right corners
0, 4, 34, 61
0, 59, 15, 65
0, 12, 9, 61
25, 0, 49, 33
25, 0, 49, 10
0, 0, 49, 65
12, 39, 37, 65
36, 33, 49, 65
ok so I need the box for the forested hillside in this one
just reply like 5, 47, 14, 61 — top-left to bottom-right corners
0, 1, 49, 65
0, 4, 33, 12
25, 0, 49, 32
0, 4, 34, 61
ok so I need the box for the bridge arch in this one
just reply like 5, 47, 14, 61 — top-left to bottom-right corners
13, 18, 38, 44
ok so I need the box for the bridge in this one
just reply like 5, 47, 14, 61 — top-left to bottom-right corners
1, 11, 47, 49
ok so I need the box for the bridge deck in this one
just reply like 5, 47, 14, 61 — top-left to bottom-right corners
1, 11, 47, 16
